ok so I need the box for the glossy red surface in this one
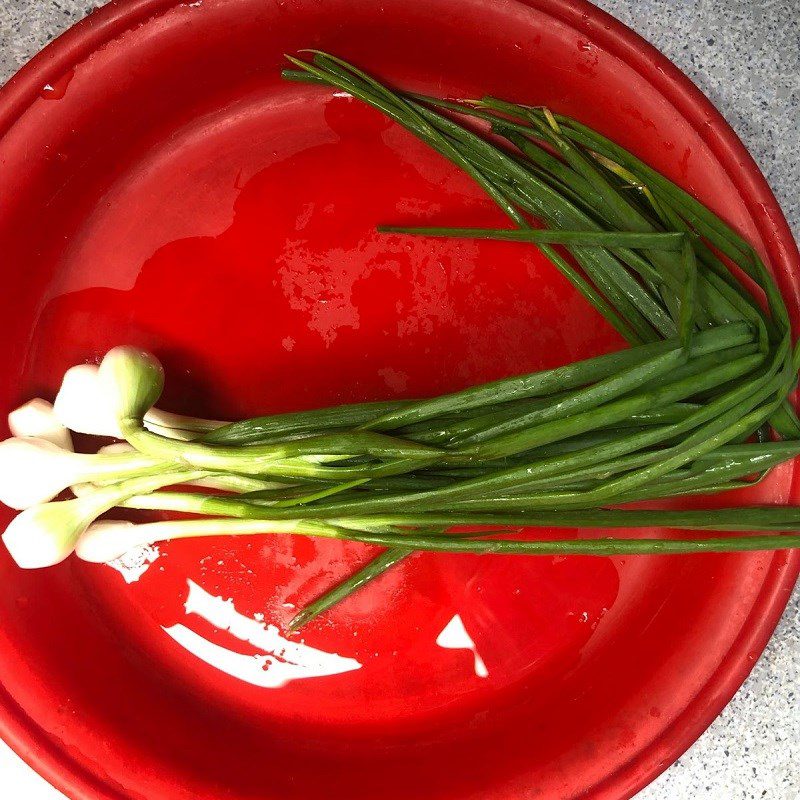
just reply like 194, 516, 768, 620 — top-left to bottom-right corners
0, 1, 797, 799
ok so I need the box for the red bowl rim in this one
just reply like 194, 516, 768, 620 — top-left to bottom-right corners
0, 1, 797, 798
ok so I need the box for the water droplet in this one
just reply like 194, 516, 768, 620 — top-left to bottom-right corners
39, 69, 75, 100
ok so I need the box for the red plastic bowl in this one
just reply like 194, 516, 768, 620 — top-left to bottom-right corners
0, 1, 797, 798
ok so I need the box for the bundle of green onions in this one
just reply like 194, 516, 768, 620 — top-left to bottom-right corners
2, 51, 800, 631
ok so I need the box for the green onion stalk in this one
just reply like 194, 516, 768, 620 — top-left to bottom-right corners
277, 51, 800, 624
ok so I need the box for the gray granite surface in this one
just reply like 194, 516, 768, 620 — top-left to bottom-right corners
0, 1, 798, 799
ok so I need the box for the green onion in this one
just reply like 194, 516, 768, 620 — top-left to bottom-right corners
288, 548, 412, 630
4, 51, 799, 645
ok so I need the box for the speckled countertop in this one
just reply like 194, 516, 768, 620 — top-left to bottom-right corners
0, 1, 798, 799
